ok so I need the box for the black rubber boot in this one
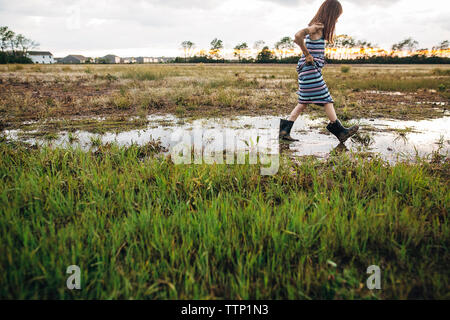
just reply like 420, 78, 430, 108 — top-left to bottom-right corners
279, 119, 299, 142
326, 119, 359, 143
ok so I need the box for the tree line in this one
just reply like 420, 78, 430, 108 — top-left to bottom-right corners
0, 26, 38, 64
176, 36, 450, 64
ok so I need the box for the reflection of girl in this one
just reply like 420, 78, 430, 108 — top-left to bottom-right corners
279, 0, 358, 143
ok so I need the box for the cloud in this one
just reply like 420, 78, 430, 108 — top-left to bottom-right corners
144, 0, 223, 9
342, 0, 402, 6
260, 0, 301, 6
0, 0, 448, 56
261, 0, 403, 7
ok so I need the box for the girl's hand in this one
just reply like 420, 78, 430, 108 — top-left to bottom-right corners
306, 54, 315, 65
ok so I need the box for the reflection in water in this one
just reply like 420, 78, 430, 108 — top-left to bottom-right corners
4, 115, 449, 164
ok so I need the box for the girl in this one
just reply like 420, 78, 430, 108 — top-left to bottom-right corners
279, 0, 359, 143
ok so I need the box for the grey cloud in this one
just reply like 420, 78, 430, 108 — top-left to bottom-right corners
0, 0, 447, 56
261, 0, 402, 6
260, 0, 300, 6
342, 0, 402, 6
145, 0, 223, 9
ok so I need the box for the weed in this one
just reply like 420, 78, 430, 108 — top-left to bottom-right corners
341, 65, 351, 73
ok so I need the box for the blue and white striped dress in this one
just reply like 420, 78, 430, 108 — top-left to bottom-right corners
296, 35, 334, 105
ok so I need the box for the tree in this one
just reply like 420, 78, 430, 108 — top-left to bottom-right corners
327, 35, 374, 49
256, 46, 276, 63
274, 36, 295, 58
0, 27, 15, 53
432, 40, 449, 51
234, 42, 249, 62
356, 40, 373, 49
0, 26, 39, 55
0, 26, 9, 52
253, 40, 265, 51
0, 26, 37, 64
15, 34, 39, 55
7, 30, 16, 54
328, 34, 356, 48
181, 40, 195, 62
209, 38, 224, 60
392, 37, 419, 52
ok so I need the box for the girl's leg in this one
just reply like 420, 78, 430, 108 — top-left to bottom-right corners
324, 103, 337, 122
288, 103, 307, 122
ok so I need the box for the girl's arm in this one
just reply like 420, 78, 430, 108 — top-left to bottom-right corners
294, 23, 324, 64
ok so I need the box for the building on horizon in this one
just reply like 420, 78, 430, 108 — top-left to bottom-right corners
136, 57, 152, 63
60, 55, 88, 64
27, 51, 54, 64
121, 57, 136, 64
102, 54, 121, 64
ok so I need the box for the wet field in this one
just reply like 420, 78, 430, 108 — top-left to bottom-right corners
1, 63, 449, 163
4, 114, 449, 163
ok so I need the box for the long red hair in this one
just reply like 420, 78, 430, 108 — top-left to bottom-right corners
309, 0, 343, 43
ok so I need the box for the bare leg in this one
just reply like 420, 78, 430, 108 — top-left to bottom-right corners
324, 103, 337, 122
288, 103, 307, 122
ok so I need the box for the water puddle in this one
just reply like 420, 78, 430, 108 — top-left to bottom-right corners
365, 90, 405, 96
4, 114, 449, 163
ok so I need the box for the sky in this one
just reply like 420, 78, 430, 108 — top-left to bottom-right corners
0, 0, 449, 58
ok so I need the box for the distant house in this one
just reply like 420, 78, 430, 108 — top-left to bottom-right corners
136, 57, 152, 64
27, 51, 55, 64
121, 57, 136, 64
60, 55, 87, 64
102, 54, 121, 64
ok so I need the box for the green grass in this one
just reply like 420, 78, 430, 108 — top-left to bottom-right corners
0, 140, 448, 299
432, 68, 450, 76
331, 75, 450, 92
341, 65, 351, 73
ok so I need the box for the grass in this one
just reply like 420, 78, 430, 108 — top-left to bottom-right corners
432, 68, 450, 76
120, 67, 179, 81
339, 77, 449, 92
0, 140, 448, 299
341, 65, 351, 73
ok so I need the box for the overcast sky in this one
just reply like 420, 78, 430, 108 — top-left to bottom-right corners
0, 0, 449, 57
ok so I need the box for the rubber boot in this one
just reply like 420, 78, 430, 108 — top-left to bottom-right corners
279, 119, 299, 142
326, 119, 359, 143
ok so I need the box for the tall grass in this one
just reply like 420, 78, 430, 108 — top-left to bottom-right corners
0, 141, 448, 299
120, 67, 179, 81
356, 78, 449, 91
432, 68, 450, 76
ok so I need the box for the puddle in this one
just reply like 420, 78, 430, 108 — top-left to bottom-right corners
365, 90, 405, 96
415, 101, 447, 106
3, 114, 449, 163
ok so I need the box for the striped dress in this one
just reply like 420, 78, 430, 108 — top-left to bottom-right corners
296, 35, 334, 105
